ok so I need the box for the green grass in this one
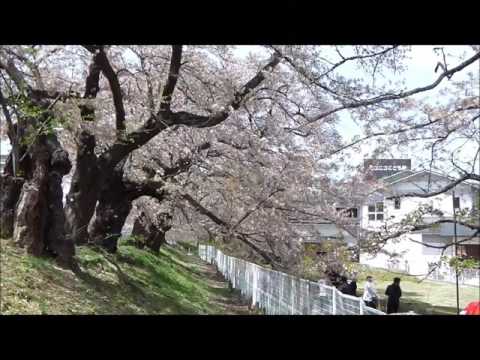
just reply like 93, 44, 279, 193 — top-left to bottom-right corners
354, 266, 480, 314
0, 238, 252, 315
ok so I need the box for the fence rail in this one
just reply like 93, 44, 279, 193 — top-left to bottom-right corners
427, 266, 480, 286
198, 244, 386, 315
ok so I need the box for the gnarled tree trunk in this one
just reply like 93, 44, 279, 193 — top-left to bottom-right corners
12, 112, 73, 264
1, 132, 30, 239
13, 142, 50, 256
89, 166, 132, 253
131, 209, 172, 254
65, 130, 99, 245
0, 174, 24, 238
44, 136, 73, 264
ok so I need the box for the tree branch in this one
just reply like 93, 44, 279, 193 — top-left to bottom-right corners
371, 219, 480, 245
79, 50, 102, 122
91, 47, 126, 136
293, 50, 480, 128
317, 104, 479, 159
387, 173, 480, 199
181, 193, 282, 267
0, 57, 28, 91
99, 52, 282, 170
124, 179, 166, 202
160, 45, 182, 112
231, 188, 285, 231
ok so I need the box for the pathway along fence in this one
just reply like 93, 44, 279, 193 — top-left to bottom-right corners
198, 244, 386, 315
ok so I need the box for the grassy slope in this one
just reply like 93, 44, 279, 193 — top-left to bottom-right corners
0, 238, 251, 315
355, 266, 480, 314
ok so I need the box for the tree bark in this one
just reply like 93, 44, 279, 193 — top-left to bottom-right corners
0, 174, 24, 238
11, 110, 73, 264
131, 210, 172, 254
89, 167, 131, 253
65, 130, 100, 244
44, 136, 73, 264
13, 142, 50, 256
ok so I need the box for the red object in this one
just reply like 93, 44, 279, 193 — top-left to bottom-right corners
464, 301, 480, 315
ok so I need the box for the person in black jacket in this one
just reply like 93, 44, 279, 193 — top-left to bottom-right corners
339, 276, 358, 297
347, 278, 357, 297
338, 276, 349, 294
385, 277, 402, 314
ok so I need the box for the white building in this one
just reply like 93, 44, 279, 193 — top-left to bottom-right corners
309, 163, 480, 286
358, 169, 479, 285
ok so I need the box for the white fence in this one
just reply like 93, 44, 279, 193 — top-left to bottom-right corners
198, 244, 386, 315
427, 265, 480, 286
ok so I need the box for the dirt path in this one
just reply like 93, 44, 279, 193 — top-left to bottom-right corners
203, 262, 254, 314
180, 249, 254, 315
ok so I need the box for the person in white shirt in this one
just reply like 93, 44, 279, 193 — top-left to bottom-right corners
362, 276, 378, 309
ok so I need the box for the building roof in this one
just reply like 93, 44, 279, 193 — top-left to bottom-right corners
381, 169, 479, 190
381, 170, 416, 184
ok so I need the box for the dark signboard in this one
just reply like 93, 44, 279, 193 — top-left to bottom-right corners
364, 159, 411, 179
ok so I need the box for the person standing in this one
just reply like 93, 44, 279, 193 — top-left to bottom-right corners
347, 277, 358, 297
362, 276, 378, 309
385, 277, 402, 314
338, 276, 350, 294
339, 276, 358, 297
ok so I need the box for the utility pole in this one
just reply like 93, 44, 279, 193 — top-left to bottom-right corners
452, 190, 460, 315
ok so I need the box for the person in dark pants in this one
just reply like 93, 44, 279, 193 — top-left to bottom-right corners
339, 276, 358, 297
338, 276, 350, 294
347, 278, 357, 297
385, 277, 402, 314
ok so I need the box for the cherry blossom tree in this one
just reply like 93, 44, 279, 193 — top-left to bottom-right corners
1, 45, 478, 276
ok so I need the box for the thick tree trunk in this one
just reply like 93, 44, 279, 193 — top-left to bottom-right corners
1, 135, 30, 238
0, 174, 24, 238
44, 136, 73, 265
65, 130, 99, 245
13, 142, 50, 256
131, 210, 172, 254
89, 196, 132, 253
12, 118, 73, 264
131, 214, 147, 249
152, 211, 173, 253
89, 167, 131, 253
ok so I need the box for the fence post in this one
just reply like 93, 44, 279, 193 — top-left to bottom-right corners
332, 288, 337, 315
359, 298, 364, 315
290, 276, 294, 315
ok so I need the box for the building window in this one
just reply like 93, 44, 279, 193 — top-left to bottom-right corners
457, 245, 480, 261
350, 208, 358, 218
368, 202, 384, 221
394, 197, 401, 209
453, 196, 460, 209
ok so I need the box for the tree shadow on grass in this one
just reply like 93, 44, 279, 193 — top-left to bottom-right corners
74, 265, 195, 314
400, 300, 458, 314
401, 291, 424, 297
30, 251, 193, 314
376, 295, 458, 314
